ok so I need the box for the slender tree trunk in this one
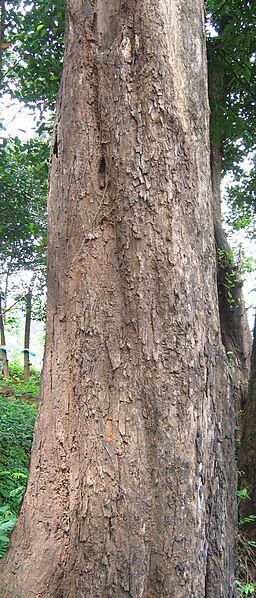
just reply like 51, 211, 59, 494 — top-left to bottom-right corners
3, 263, 10, 319
210, 142, 222, 223
0, 2, 236, 596
23, 288, 33, 380
239, 318, 256, 532
208, 34, 251, 417
210, 148, 251, 415
23, 273, 37, 379
214, 218, 251, 413
0, 293, 9, 379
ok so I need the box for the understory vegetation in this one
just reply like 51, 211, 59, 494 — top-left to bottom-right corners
0, 363, 39, 556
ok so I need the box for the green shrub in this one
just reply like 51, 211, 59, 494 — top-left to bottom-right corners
0, 363, 39, 556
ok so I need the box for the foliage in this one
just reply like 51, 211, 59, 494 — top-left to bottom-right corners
206, 0, 256, 237
236, 580, 256, 596
0, 0, 65, 112
217, 247, 256, 310
0, 135, 48, 275
224, 158, 256, 239
237, 487, 250, 501
236, 532, 256, 596
0, 362, 39, 556
206, 0, 256, 170
236, 487, 256, 595
239, 515, 256, 527
1, 360, 41, 394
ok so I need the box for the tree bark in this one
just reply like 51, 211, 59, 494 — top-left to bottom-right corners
239, 317, 256, 534
0, 1, 236, 596
0, 293, 9, 379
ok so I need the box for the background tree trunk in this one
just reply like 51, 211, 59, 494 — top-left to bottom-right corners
239, 318, 256, 534
23, 287, 33, 380
214, 219, 251, 415
0, 1, 236, 596
0, 293, 9, 379
210, 145, 251, 416
208, 34, 251, 419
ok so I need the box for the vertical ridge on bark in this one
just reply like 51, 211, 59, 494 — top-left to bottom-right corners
0, 1, 235, 596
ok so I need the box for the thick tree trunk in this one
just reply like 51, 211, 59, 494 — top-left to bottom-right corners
0, 293, 9, 379
0, 1, 236, 596
23, 288, 33, 380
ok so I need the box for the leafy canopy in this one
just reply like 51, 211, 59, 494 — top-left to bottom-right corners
1, 0, 65, 111
0, 135, 48, 276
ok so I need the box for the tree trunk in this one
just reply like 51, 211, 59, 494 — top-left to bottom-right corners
0, 1, 236, 596
210, 146, 251, 416
214, 219, 251, 415
208, 34, 251, 419
239, 317, 256, 533
23, 288, 33, 380
0, 293, 9, 379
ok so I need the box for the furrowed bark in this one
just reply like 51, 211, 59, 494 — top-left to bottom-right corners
0, 1, 236, 596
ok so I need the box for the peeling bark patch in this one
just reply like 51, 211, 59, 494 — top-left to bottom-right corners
105, 419, 115, 442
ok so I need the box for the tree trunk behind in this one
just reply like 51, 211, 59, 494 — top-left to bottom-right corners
239, 318, 256, 533
23, 288, 32, 380
0, 1, 236, 596
0, 293, 9, 379
210, 145, 251, 415
214, 220, 251, 414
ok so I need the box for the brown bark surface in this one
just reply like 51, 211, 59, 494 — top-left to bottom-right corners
0, 1, 236, 596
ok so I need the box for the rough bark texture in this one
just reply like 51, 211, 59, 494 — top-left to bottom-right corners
0, 1, 236, 596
